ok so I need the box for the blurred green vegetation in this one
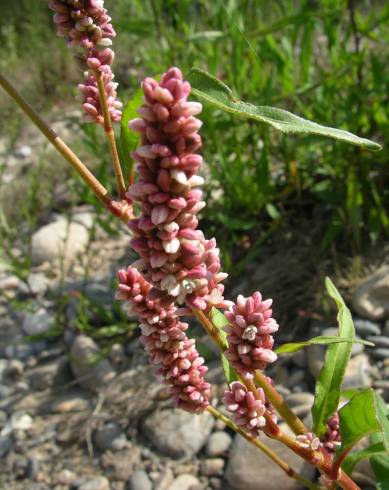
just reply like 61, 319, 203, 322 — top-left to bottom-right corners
1, 0, 388, 276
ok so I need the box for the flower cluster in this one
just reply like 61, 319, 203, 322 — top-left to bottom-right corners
224, 292, 278, 378
222, 381, 268, 436
127, 67, 227, 310
116, 266, 211, 413
49, 1, 121, 124
320, 413, 341, 453
49, 0, 115, 48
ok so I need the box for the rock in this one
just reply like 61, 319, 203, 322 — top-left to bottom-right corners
51, 392, 91, 413
285, 392, 314, 408
371, 348, 389, 360
200, 458, 224, 476
28, 357, 70, 390
0, 384, 13, 399
143, 408, 214, 459
4, 359, 24, 379
9, 412, 33, 431
154, 467, 174, 490
22, 308, 54, 336
5, 340, 34, 360
78, 477, 110, 490
285, 369, 305, 389
72, 211, 95, 230
342, 353, 371, 390
307, 343, 325, 378
0, 410, 7, 427
14, 145, 32, 158
101, 447, 140, 481
384, 319, 389, 336
70, 335, 115, 391
31, 218, 89, 266
352, 266, 389, 320
367, 335, 389, 348
354, 319, 381, 337
0, 435, 12, 458
127, 470, 152, 490
169, 474, 200, 490
226, 431, 315, 490
28, 457, 40, 479
95, 422, 127, 452
27, 273, 50, 296
0, 275, 23, 291
206, 431, 232, 457
57, 469, 77, 485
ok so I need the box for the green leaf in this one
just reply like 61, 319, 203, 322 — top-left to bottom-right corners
339, 389, 389, 452
311, 278, 356, 436
209, 307, 229, 349
370, 431, 389, 490
275, 335, 373, 355
342, 442, 387, 475
120, 87, 143, 180
222, 354, 239, 385
187, 68, 381, 150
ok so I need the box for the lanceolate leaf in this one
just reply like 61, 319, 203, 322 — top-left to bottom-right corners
275, 335, 373, 355
339, 389, 389, 452
209, 308, 239, 384
187, 68, 381, 150
341, 442, 387, 475
222, 354, 239, 385
311, 278, 355, 436
210, 307, 229, 348
370, 432, 389, 490
120, 87, 143, 180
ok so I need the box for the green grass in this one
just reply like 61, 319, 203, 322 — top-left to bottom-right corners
1, 0, 388, 276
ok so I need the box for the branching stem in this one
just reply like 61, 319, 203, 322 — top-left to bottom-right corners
94, 69, 126, 200
0, 72, 132, 223
207, 405, 320, 490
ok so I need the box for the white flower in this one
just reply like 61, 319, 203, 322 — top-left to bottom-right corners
163, 238, 180, 254
242, 325, 258, 341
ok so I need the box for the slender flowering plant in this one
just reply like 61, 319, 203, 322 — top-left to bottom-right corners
0, 2, 387, 489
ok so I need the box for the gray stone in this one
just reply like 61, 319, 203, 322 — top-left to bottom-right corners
206, 431, 232, 457
143, 408, 214, 459
27, 273, 50, 296
14, 145, 32, 158
200, 458, 224, 476
285, 392, 314, 409
0, 435, 12, 458
127, 470, 152, 490
352, 266, 389, 320
95, 422, 126, 452
371, 348, 389, 360
4, 359, 24, 379
342, 353, 371, 390
5, 341, 34, 361
384, 319, 389, 336
70, 335, 115, 391
0, 410, 7, 427
57, 469, 77, 485
169, 474, 200, 490
0, 384, 13, 398
31, 218, 89, 266
22, 308, 54, 336
154, 467, 174, 490
285, 369, 305, 389
307, 343, 325, 378
226, 432, 315, 490
354, 319, 381, 337
28, 357, 70, 390
78, 477, 110, 490
367, 335, 389, 348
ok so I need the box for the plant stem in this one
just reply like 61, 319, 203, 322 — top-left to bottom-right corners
255, 370, 309, 435
0, 72, 131, 222
207, 406, 319, 490
194, 308, 360, 490
94, 69, 126, 200
190, 308, 227, 350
